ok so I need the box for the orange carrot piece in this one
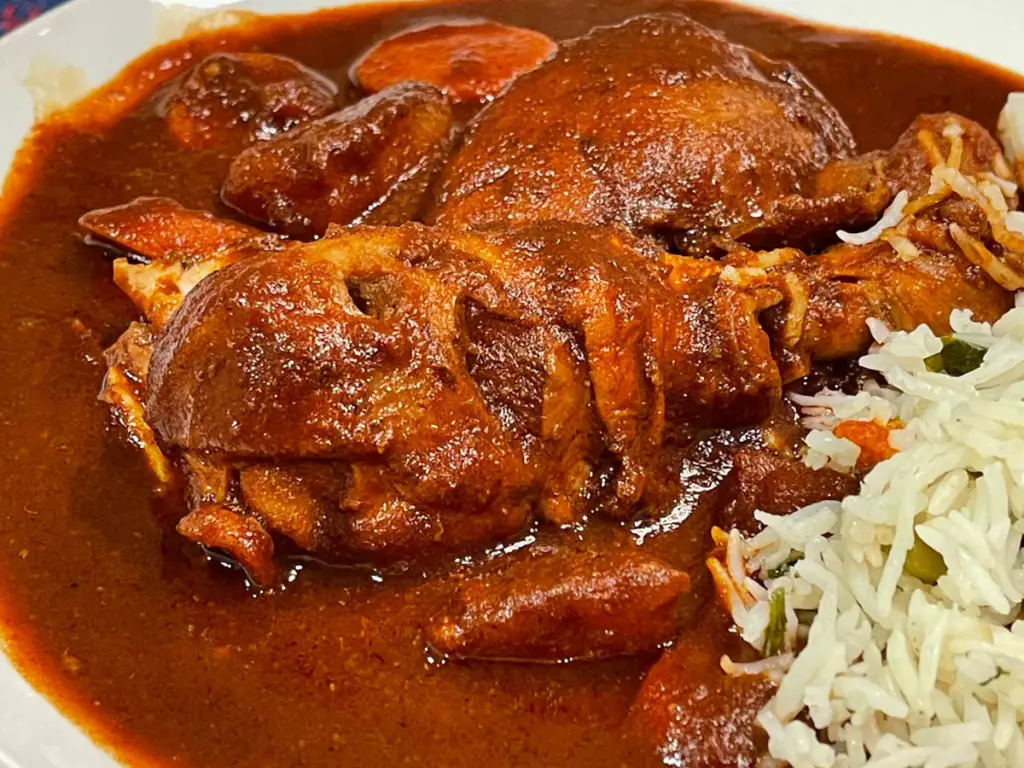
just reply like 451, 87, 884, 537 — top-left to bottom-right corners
833, 420, 899, 471
352, 21, 557, 103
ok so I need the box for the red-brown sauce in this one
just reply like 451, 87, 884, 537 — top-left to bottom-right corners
0, 1, 1021, 766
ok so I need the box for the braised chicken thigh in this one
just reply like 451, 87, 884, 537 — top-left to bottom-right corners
428, 14, 856, 254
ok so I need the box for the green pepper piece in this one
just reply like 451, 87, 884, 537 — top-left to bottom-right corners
762, 588, 787, 657
929, 335, 986, 377
904, 534, 947, 584
924, 351, 945, 372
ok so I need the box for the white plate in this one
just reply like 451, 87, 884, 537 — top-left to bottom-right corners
1, 1, 1023, 766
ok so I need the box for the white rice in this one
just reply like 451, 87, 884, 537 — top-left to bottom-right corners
711, 95, 1024, 768
998, 92, 1024, 186
837, 191, 910, 246
722, 306, 1024, 767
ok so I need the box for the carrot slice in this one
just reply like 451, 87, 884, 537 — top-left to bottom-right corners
352, 20, 557, 103
833, 420, 900, 471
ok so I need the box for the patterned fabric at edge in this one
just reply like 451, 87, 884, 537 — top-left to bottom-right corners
1, 0, 67, 35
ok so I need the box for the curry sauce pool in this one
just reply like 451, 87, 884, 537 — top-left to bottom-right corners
1, 2, 1023, 766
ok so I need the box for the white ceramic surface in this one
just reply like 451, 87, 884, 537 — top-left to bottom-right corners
1, 1, 1023, 765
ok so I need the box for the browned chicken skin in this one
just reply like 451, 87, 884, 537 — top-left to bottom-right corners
161, 52, 339, 150
221, 82, 454, 239
428, 14, 856, 254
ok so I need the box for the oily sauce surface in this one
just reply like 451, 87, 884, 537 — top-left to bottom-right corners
0, 1, 1021, 766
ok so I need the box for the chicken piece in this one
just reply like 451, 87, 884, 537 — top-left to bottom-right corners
750, 111, 1018, 378
814, 113, 1014, 220
144, 226, 543, 566
146, 223, 784, 515
100, 321, 175, 486
80, 197, 286, 328
630, 608, 775, 767
221, 82, 454, 239
352, 20, 556, 103
765, 237, 1012, 381
718, 447, 857, 534
728, 113, 1010, 252
471, 223, 784, 509
176, 503, 277, 587
428, 13, 855, 254
161, 52, 338, 150
134, 222, 787, 576
427, 546, 690, 662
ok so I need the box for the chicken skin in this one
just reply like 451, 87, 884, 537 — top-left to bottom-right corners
428, 14, 856, 254
141, 221, 786, 579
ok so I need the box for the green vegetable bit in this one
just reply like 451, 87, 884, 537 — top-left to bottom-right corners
904, 534, 947, 584
762, 588, 788, 657
924, 335, 986, 376
766, 554, 801, 580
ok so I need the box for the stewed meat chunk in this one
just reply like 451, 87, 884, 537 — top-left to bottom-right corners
427, 546, 691, 662
162, 52, 338, 150
221, 82, 454, 238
